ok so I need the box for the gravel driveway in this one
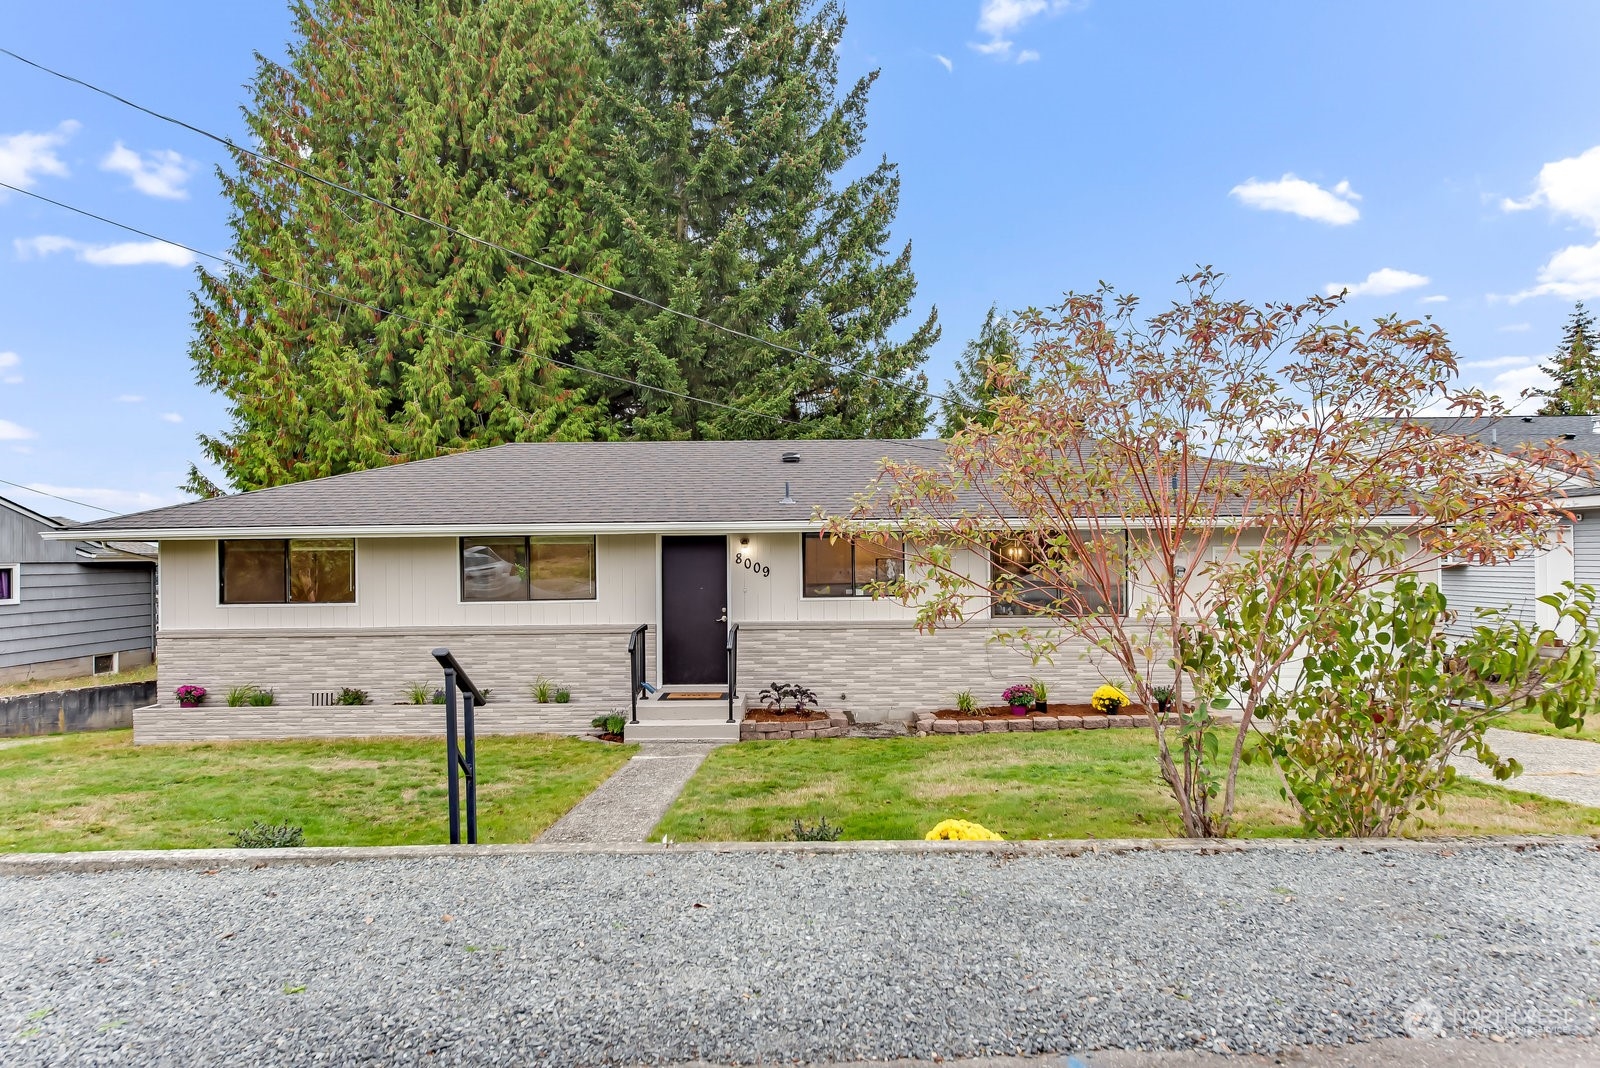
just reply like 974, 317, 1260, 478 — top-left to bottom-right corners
2, 842, 1598, 1065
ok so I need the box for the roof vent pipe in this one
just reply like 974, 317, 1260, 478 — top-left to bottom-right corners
780, 481, 796, 505
781, 451, 800, 463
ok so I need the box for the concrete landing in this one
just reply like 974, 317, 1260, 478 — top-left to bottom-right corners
538, 742, 720, 843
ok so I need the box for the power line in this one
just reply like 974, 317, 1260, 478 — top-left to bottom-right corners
0, 182, 823, 435
0, 45, 973, 419
0, 477, 119, 514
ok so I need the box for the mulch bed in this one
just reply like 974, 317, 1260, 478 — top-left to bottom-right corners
932, 702, 1152, 720
595, 732, 625, 743
743, 709, 832, 723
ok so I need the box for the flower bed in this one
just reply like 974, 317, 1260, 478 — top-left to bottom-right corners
740, 709, 849, 741
914, 705, 1162, 735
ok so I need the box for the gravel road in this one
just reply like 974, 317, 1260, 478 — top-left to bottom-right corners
2, 842, 1598, 1065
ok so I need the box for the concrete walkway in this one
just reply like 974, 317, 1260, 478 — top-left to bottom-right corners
1453, 727, 1600, 807
538, 742, 720, 843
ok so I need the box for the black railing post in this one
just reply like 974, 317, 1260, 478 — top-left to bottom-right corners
443, 666, 460, 845
462, 690, 477, 845
628, 623, 647, 724
725, 623, 739, 724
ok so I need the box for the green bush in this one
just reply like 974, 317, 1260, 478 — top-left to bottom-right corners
553, 687, 572, 704
530, 676, 555, 703
404, 682, 432, 705
229, 821, 305, 848
954, 690, 978, 714
227, 684, 273, 707
590, 713, 627, 736
788, 817, 842, 842
335, 687, 370, 706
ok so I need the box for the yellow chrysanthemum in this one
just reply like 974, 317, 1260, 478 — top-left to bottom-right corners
1091, 684, 1130, 715
924, 818, 1004, 841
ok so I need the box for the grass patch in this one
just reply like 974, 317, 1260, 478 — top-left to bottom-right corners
0, 663, 156, 698
0, 730, 634, 852
1492, 707, 1600, 744
654, 731, 1600, 842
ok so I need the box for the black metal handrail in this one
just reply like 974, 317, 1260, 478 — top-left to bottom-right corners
725, 622, 740, 724
432, 647, 483, 845
627, 623, 648, 724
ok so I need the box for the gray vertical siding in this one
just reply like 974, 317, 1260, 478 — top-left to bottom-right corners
1573, 514, 1600, 589
1440, 556, 1539, 631
0, 503, 156, 670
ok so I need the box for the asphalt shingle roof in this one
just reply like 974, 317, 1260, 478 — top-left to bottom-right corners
64, 440, 953, 535
1405, 415, 1600, 454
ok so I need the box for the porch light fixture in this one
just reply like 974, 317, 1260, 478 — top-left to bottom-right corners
780, 481, 795, 505
740, 536, 750, 546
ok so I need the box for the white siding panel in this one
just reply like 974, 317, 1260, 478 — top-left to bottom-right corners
1441, 555, 1539, 629
1574, 515, 1600, 589
161, 536, 657, 632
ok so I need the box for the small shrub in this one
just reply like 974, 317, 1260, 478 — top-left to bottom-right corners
227, 684, 263, 707
924, 818, 1003, 841
760, 682, 819, 714
334, 687, 369, 706
229, 821, 305, 849
530, 676, 555, 703
553, 687, 571, 703
953, 690, 978, 715
1001, 682, 1036, 708
246, 688, 276, 707
430, 689, 446, 705
788, 817, 842, 842
404, 682, 432, 705
590, 713, 627, 736
1151, 684, 1175, 713
1090, 684, 1129, 715
1029, 677, 1049, 706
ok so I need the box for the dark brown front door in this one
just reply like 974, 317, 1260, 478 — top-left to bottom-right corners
661, 535, 728, 685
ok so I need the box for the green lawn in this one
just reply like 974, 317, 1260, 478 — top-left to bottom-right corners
1493, 708, 1600, 744
0, 730, 634, 852
654, 730, 1600, 842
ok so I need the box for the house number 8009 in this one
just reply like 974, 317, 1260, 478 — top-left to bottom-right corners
734, 552, 770, 578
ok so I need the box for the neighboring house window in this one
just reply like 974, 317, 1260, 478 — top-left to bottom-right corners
990, 538, 1124, 617
0, 564, 16, 605
219, 539, 356, 604
460, 536, 596, 601
801, 533, 904, 597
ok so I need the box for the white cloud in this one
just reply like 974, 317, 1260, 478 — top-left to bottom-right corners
0, 351, 20, 384
1452, 355, 1553, 413
970, 0, 1077, 62
1229, 174, 1361, 225
1501, 145, 1600, 229
1498, 322, 1532, 333
14, 234, 196, 268
159, 412, 183, 423
1461, 355, 1537, 370
21, 483, 182, 515
1324, 268, 1429, 299
933, 53, 953, 73
100, 142, 197, 200
116, 394, 144, 403
1502, 145, 1600, 301
1419, 294, 1449, 304
0, 419, 36, 441
1513, 239, 1600, 302
0, 120, 78, 197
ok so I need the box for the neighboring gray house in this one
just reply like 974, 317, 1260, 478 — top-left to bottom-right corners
0, 495, 157, 684
1405, 415, 1600, 633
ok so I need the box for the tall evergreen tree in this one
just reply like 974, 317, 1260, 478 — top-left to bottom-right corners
580, 0, 938, 440
188, 0, 612, 492
937, 305, 1020, 437
1537, 302, 1600, 415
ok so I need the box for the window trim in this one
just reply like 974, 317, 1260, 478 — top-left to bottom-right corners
458, 535, 599, 604
216, 538, 358, 607
799, 532, 905, 599
988, 534, 1128, 619
0, 563, 18, 606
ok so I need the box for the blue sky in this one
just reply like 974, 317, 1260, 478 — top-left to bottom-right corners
3, 0, 1599, 519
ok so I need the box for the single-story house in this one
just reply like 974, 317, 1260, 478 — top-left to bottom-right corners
0, 494, 157, 684
51, 441, 1128, 743
1406, 416, 1600, 632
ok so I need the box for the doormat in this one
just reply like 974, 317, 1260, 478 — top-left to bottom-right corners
661, 691, 727, 700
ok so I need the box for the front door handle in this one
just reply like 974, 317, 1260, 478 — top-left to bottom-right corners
717, 609, 728, 623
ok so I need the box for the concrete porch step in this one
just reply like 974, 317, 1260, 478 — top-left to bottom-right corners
624, 719, 742, 743
633, 697, 742, 721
